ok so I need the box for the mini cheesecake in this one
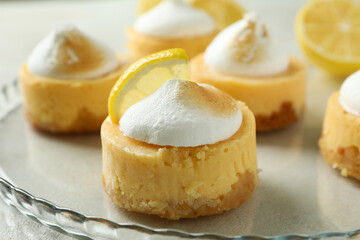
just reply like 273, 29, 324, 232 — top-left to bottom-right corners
102, 74, 257, 220
127, 0, 217, 61
101, 101, 257, 220
191, 12, 307, 131
319, 92, 360, 180
20, 25, 129, 133
191, 54, 307, 131
20, 57, 128, 133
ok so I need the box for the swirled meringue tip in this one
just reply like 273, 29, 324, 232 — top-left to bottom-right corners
204, 11, 289, 77
339, 70, 360, 116
134, 0, 216, 38
120, 79, 243, 147
27, 24, 119, 79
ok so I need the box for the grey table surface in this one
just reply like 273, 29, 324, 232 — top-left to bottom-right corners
0, 0, 306, 239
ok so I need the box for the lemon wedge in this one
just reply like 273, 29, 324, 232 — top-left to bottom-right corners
136, 0, 245, 30
108, 48, 189, 123
295, 0, 360, 76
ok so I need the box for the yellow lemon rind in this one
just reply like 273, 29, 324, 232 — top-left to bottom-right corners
108, 48, 188, 123
295, 0, 360, 76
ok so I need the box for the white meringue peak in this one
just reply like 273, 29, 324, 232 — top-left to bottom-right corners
134, 0, 216, 38
120, 79, 243, 147
27, 24, 119, 79
204, 12, 289, 77
339, 70, 360, 116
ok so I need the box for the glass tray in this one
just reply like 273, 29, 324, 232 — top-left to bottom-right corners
1, 71, 360, 240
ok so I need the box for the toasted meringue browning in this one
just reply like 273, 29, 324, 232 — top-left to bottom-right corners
27, 25, 119, 79
204, 12, 289, 77
120, 79, 243, 147
233, 20, 256, 63
232, 19, 269, 64
174, 80, 239, 117
53, 31, 105, 75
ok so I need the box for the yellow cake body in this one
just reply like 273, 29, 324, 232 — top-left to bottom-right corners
190, 54, 307, 131
101, 102, 257, 219
20, 56, 128, 133
127, 28, 217, 61
319, 92, 360, 180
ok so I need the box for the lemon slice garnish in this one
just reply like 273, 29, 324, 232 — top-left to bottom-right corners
108, 48, 189, 123
295, 0, 360, 76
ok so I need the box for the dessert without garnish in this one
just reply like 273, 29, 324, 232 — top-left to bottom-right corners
127, 0, 218, 61
191, 12, 307, 131
19, 24, 128, 133
319, 70, 360, 180
101, 49, 257, 219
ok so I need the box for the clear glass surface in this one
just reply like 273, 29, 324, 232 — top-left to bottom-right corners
0, 71, 360, 239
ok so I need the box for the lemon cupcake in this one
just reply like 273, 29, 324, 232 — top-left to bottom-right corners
20, 24, 128, 133
127, 0, 218, 61
191, 12, 307, 131
319, 70, 360, 180
101, 49, 257, 219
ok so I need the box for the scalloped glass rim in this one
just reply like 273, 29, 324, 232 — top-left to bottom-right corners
0, 79, 360, 240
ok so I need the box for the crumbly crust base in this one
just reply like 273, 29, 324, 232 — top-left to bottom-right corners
319, 138, 360, 180
24, 107, 103, 133
102, 170, 257, 220
255, 102, 303, 132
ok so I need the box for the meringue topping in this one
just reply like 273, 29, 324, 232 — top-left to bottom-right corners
27, 24, 119, 79
120, 79, 242, 147
339, 70, 360, 116
134, 0, 216, 38
204, 12, 289, 77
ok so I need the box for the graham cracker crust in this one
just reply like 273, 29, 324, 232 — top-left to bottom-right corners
24, 107, 104, 133
319, 138, 360, 180
255, 102, 302, 132
102, 170, 257, 220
